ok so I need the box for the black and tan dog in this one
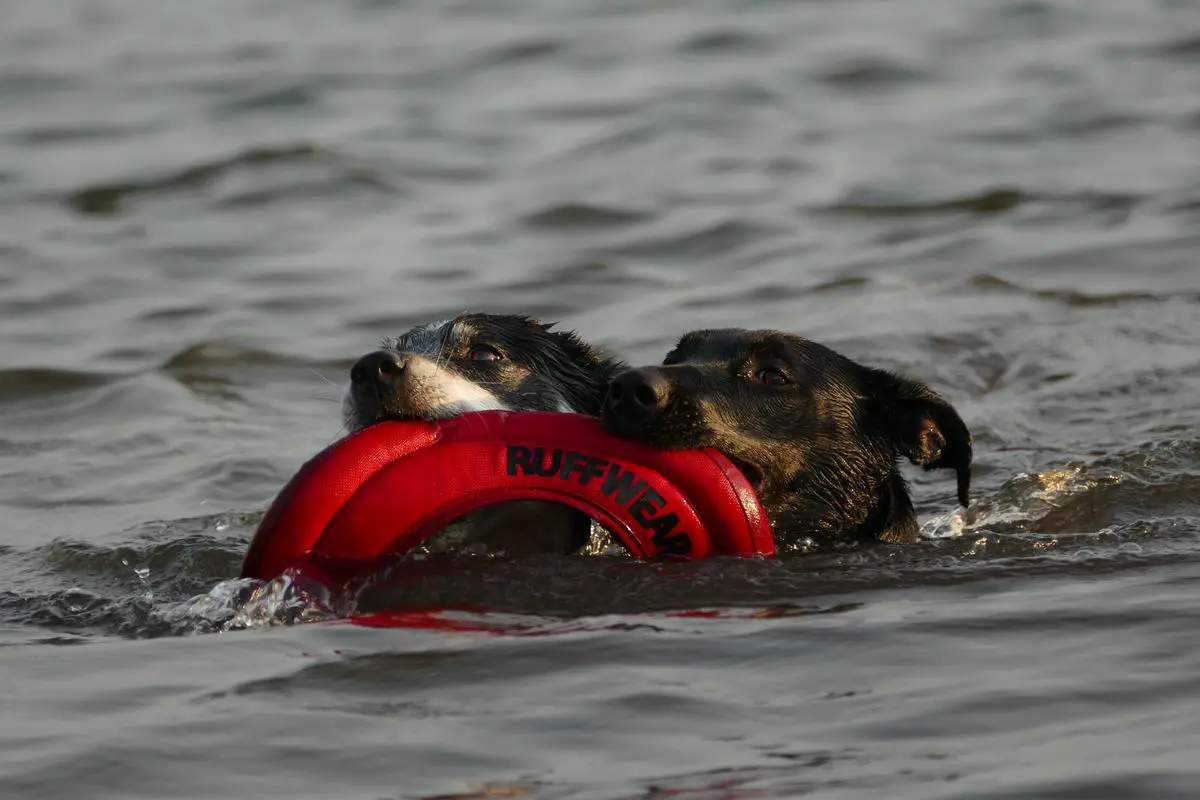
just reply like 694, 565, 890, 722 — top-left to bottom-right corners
602, 328, 972, 549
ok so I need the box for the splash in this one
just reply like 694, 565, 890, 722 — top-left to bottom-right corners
164, 571, 339, 632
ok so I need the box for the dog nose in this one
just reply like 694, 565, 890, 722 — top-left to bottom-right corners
607, 369, 671, 415
350, 350, 406, 387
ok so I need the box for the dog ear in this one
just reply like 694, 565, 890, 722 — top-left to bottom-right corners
864, 369, 973, 507
547, 327, 622, 373
540, 327, 623, 415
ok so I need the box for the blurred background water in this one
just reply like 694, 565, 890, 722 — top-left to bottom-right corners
2, 0, 1199, 798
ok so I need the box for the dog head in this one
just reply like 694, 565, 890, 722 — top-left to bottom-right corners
344, 313, 620, 432
602, 328, 971, 546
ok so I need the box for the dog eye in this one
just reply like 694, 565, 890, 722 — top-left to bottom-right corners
756, 367, 790, 386
469, 346, 503, 363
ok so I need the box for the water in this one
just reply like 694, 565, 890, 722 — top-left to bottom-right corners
2, 0, 1199, 796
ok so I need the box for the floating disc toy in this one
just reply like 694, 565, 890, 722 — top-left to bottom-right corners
240, 411, 775, 584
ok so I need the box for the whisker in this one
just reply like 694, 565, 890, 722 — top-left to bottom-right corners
324, 420, 352, 448
308, 367, 342, 389
459, 408, 486, 435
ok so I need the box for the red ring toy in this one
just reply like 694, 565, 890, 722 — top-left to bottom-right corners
241, 410, 775, 584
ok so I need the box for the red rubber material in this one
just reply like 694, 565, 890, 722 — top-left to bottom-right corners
241, 410, 775, 582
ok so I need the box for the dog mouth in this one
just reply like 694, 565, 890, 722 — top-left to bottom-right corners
601, 410, 766, 492
720, 453, 766, 492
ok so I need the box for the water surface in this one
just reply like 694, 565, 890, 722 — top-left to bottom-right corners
2, 0, 1199, 797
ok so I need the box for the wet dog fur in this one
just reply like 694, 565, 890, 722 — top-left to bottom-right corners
344, 313, 619, 432
602, 328, 972, 550
343, 312, 623, 556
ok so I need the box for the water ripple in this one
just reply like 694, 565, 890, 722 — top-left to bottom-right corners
814, 187, 1141, 219
521, 203, 654, 230
967, 274, 1200, 307
0, 368, 118, 403
813, 57, 929, 90
3, 0, 1200, 795
63, 143, 342, 216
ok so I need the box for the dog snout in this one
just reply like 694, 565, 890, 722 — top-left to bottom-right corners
350, 350, 406, 389
607, 368, 671, 416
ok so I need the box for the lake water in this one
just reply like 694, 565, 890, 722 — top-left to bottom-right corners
2, 0, 1199, 797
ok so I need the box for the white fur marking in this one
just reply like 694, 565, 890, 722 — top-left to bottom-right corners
403, 356, 509, 417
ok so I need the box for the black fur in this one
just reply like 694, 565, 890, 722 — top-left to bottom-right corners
602, 328, 972, 548
345, 312, 622, 430
344, 312, 623, 556
455, 314, 619, 417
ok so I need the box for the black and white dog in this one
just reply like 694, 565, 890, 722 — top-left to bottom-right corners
602, 328, 973, 550
344, 312, 619, 432
343, 312, 622, 556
